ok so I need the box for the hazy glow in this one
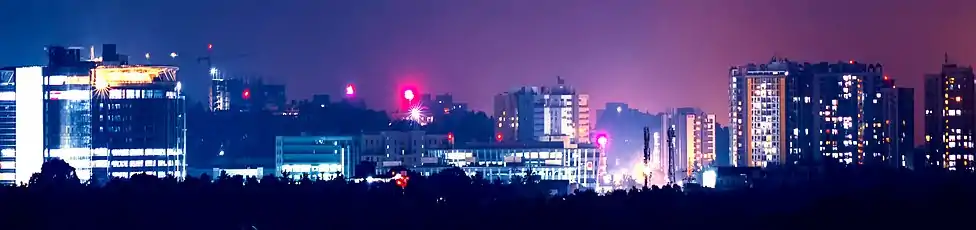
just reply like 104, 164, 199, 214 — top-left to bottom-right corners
403, 105, 430, 126
345, 84, 355, 96
409, 107, 422, 120
702, 169, 717, 188
596, 135, 608, 148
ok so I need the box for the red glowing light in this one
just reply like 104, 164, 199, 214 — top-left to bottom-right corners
495, 133, 503, 142
242, 88, 251, 100
207, 44, 213, 50
596, 135, 608, 148
447, 132, 454, 141
403, 89, 415, 101
884, 75, 889, 80
345, 84, 356, 96
393, 173, 409, 188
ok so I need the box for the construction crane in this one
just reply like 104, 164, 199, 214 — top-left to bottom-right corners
195, 44, 250, 75
195, 44, 250, 112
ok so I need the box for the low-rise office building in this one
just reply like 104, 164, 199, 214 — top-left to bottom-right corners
275, 136, 356, 181
422, 141, 602, 189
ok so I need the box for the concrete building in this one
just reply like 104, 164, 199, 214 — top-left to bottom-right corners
210, 76, 286, 113
274, 131, 450, 179
924, 59, 976, 171
358, 131, 451, 170
493, 77, 591, 143
881, 87, 915, 169
420, 93, 468, 118
729, 58, 818, 168
275, 136, 356, 181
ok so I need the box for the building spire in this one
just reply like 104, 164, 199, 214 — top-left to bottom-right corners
945, 52, 949, 64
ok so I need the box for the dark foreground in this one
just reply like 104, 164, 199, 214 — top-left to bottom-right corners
2, 166, 973, 230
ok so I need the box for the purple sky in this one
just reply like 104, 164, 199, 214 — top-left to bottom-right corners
2, 0, 976, 141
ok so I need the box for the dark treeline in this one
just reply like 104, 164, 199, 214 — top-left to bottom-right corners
3, 159, 975, 230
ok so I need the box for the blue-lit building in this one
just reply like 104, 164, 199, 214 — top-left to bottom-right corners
422, 141, 602, 189
0, 45, 186, 185
275, 136, 357, 181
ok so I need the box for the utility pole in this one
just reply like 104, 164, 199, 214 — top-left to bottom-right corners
642, 127, 650, 189
667, 125, 676, 185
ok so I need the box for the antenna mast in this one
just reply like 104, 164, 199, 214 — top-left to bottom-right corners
667, 126, 676, 185
643, 127, 651, 189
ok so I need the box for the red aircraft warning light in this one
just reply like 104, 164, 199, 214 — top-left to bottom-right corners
403, 89, 415, 101
345, 84, 356, 96
242, 88, 251, 100
495, 133, 503, 142
447, 132, 455, 142
596, 135, 608, 148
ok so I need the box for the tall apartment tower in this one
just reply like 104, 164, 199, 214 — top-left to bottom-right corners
881, 86, 915, 169
729, 58, 816, 168
811, 62, 888, 165
924, 59, 976, 171
493, 77, 591, 143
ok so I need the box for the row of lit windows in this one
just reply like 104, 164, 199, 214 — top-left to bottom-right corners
281, 164, 342, 173
107, 89, 177, 100
106, 160, 181, 168
948, 154, 975, 161
111, 171, 182, 178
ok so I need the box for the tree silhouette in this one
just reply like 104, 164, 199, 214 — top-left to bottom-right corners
28, 158, 80, 187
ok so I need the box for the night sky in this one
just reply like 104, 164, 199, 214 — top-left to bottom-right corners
2, 0, 975, 141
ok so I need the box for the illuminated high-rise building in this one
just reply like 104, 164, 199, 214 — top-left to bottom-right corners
729, 58, 816, 168
811, 62, 887, 165
0, 45, 186, 185
924, 59, 975, 171
493, 77, 591, 143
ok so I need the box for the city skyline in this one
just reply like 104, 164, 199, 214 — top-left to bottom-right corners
3, 0, 976, 130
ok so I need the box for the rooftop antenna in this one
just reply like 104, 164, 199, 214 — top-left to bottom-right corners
667, 125, 676, 185
643, 127, 651, 189
945, 52, 949, 64
556, 76, 565, 85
